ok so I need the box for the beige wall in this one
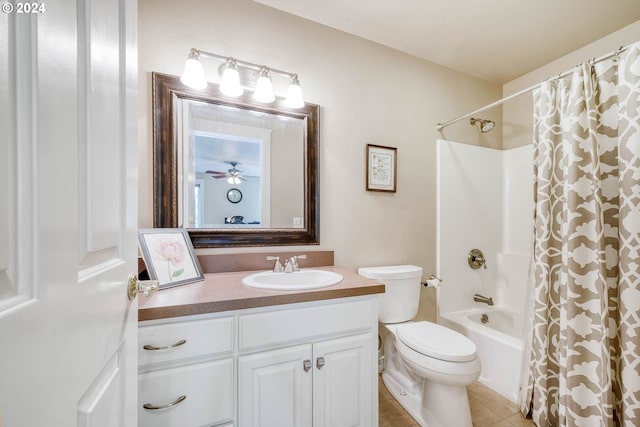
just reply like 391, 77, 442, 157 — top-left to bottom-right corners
138, 0, 502, 290
503, 20, 640, 149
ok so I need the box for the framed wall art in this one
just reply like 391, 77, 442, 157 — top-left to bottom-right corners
366, 144, 397, 192
138, 228, 204, 289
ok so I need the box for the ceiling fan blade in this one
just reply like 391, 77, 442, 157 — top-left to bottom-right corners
206, 164, 245, 181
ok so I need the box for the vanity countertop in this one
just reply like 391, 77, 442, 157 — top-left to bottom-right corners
138, 266, 385, 321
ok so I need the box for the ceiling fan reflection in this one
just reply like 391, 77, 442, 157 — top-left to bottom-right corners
206, 161, 246, 184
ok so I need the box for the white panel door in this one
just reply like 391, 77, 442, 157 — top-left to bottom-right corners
313, 334, 374, 427
238, 344, 313, 427
0, 1, 138, 426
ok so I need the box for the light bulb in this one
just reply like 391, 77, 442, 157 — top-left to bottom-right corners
180, 51, 207, 89
219, 59, 243, 97
253, 67, 275, 103
285, 75, 304, 108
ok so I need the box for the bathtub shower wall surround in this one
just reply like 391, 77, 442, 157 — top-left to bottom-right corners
437, 139, 532, 402
503, 145, 533, 255
436, 140, 502, 314
441, 254, 526, 402
496, 253, 530, 318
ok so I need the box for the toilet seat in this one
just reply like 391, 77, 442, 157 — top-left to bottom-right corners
396, 321, 477, 362
394, 337, 481, 387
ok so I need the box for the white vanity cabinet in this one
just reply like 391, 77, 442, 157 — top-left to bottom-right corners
238, 333, 373, 427
138, 295, 378, 427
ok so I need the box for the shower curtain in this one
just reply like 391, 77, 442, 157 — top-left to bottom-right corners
522, 42, 640, 426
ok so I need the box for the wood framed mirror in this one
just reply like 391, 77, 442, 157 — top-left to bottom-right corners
152, 72, 319, 248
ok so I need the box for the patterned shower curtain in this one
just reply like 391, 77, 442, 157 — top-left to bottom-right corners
522, 42, 640, 426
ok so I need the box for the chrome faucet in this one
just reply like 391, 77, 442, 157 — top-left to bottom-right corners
473, 293, 494, 306
290, 255, 306, 272
283, 255, 307, 273
269, 255, 306, 273
283, 258, 294, 273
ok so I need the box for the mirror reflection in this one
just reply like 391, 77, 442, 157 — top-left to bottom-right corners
180, 100, 305, 229
152, 72, 319, 248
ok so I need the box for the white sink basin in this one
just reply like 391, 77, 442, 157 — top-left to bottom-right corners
242, 269, 343, 291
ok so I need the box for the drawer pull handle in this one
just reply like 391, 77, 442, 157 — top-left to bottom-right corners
303, 359, 312, 372
316, 357, 325, 369
143, 395, 186, 410
143, 339, 187, 351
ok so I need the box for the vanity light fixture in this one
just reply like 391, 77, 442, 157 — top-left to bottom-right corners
219, 58, 244, 97
180, 50, 207, 89
253, 66, 275, 103
179, 48, 305, 107
285, 75, 304, 108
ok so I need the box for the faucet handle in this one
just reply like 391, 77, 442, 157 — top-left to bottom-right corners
468, 249, 487, 270
266, 256, 283, 272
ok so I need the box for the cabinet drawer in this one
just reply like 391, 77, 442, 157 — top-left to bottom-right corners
239, 298, 374, 352
138, 358, 234, 427
139, 316, 233, 367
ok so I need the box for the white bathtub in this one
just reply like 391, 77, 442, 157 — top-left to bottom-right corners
439, 307, 523, 402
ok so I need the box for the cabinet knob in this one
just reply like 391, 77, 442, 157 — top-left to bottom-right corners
303, 359, 312, 372
142, 395, 186, 410
316, 357, 325, 369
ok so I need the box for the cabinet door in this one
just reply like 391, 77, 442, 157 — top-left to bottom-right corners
313, 333, 374, 427
238, 344, 313, 427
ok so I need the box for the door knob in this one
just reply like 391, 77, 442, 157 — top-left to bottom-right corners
316, 357, 325, 369
127, 274, 159, 301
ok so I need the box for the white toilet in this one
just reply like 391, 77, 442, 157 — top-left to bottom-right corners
358, 265, 481, 427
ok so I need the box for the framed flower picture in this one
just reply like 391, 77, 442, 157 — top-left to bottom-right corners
138, 228, 204, 289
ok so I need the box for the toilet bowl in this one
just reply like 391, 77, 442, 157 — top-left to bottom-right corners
358, 265, 481, 427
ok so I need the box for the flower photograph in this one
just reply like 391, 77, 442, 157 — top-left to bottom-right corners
138, 228, 204, 288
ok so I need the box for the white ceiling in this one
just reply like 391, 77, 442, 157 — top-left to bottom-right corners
253, 0, 640, 83
189, 102, 263, 177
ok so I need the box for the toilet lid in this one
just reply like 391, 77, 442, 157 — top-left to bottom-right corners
396, 321, 477, 362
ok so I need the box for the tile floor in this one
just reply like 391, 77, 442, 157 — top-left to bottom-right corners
379, 376, 536, 427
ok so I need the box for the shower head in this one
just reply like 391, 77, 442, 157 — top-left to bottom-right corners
470, 117, 495, 133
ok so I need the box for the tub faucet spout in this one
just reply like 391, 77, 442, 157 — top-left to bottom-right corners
473, 293, 494, 306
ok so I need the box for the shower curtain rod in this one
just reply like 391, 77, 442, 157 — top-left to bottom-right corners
435, 43, 632, 132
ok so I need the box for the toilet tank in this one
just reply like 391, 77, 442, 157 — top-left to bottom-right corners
358, 265, 423, 324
